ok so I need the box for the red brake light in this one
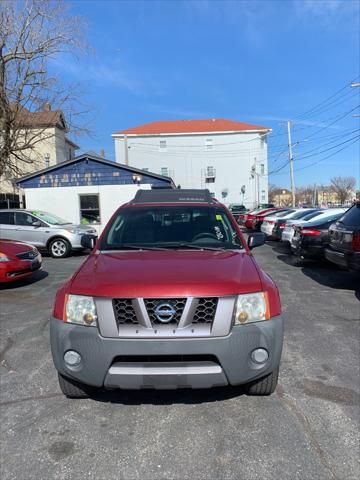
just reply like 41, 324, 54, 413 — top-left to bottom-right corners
352, 232, 360, 251
279, 223, 285, 229
268, 220, 274, 225
301, 228, 321, 236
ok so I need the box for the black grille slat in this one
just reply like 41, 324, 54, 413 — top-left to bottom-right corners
144, 298, 186, 325
113, 299, 138, 324
193, 298, 218, 323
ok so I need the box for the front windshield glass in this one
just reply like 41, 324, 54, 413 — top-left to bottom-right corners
31, 211, 71, 225
101, 206, 244, 250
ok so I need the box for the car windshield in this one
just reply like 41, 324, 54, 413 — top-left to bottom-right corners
31, 211, 71, 225
101, 206, 244, 250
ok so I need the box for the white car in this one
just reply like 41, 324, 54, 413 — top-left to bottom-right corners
281, 208, 347, 244
261, 209, 297, 236
261, 209, 318, 237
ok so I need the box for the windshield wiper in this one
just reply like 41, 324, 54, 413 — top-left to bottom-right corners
169, 243, 230, 251
104, 244, 170, 251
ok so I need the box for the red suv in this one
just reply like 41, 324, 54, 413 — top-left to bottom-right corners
50, 190, 283, 398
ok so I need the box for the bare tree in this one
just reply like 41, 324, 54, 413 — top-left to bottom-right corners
0, 0, 87, 178
330, 176, 356, 204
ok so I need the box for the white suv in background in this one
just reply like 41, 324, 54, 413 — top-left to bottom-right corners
0, 210, 97, 258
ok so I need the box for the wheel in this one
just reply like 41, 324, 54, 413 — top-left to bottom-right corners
245, 368, 279, 396
58, 373, 94, 398
49, 238, 71, 258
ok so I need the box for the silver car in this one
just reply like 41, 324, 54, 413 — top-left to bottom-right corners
0, 209, 97, 258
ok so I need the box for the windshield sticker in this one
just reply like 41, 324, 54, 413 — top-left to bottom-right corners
214, 226, 224, 240
216, 214, 222, 221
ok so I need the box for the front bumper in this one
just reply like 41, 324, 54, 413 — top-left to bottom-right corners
50, 316, 284, 389
324, 248, 360, 271
0, 254, 42, 283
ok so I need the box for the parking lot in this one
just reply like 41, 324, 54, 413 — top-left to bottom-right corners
0, 243, 359, 480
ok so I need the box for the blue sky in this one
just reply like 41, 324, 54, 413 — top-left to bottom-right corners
52, 0, 360, 189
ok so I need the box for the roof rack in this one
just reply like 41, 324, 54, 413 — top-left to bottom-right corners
131, 189, 216, 204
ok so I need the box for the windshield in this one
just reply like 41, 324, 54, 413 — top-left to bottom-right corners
101, 206, 244, 250
31, 211, 71, 225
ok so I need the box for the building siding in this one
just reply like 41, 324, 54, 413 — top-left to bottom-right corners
17, 158, 171, 189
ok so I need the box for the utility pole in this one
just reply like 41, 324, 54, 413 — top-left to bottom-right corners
287, 121, 296, 207
124, 134, 129, 165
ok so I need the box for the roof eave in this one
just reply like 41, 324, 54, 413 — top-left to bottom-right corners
112, 128, 272, 138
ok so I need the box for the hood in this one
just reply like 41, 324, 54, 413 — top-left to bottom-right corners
0, 240, 34, 256
70, 250, 262, 298
52, 224, 97, 233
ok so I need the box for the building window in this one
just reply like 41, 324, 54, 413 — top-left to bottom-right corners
205, 138, 213, 150
79, 194, 100, 224
161, 167, 169, 176
159, 140, 167, 151
205, 166, 216, 183
260, 163, 265, 175
261, 190, 266, 201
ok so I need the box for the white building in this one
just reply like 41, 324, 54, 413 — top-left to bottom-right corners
112, 119, 271, 208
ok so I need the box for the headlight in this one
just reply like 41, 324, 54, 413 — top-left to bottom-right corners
64, 294, 97, 327
0, 252, 10, 262
234, 292, 270, 325
65, 227, 82, 235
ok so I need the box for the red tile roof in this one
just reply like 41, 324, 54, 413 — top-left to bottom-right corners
113, 118, 270, 135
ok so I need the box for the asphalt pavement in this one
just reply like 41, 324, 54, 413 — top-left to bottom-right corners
0, 244, 359, 480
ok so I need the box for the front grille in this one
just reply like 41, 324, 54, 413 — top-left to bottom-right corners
144, 298, 186, 325
112, 299, 138, 324
16, 250, 38, 260
193, 298, 218, 323
113, 354, 220, 364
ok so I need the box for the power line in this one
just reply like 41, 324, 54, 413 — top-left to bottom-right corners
291, 76, 360, 121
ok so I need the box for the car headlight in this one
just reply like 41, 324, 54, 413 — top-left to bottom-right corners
0, 252, 11, 262
65, 227, 82, 235
64, 294, 97, 327
234, 292, 270, 325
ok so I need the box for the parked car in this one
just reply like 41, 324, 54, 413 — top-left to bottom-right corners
0, 239, 42, 283
50, 189, 283, 398
0, 210, 97, 258
261, 209, 298, 237
252, 208, 291, 231
229, 204, 247, 222
325, 202, 360, 271
290, 212, 346, 260
271, 208, 323, 241
280, 208, 346, 244
244, 208, 280, 229
257, 203, 275, 209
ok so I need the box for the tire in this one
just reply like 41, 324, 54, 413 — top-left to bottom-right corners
245, 368, 279, 396
49, 238, 71, 258
58, 373, 94, 398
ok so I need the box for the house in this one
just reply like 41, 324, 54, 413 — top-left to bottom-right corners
112, 118, 271, 208
0, 103, 79, 197
16, 153, 175, 233
269, 188, 292, 206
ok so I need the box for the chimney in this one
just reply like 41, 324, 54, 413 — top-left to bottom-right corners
100, 149, 105, 158
43, 102, 51, 112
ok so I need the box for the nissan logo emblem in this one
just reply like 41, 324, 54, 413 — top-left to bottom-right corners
154, 302, 176, 323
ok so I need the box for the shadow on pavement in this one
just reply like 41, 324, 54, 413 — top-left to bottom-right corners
0, 269, 48, 290
301, 264, 360, 295
90, 385, 245, 405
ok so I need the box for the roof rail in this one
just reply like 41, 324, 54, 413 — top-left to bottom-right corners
131, 189, 216, 204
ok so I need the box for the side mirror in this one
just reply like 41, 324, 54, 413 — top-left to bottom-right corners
32, 221, 42, 228
81, 234, 97, 250
247, 232, 266, 250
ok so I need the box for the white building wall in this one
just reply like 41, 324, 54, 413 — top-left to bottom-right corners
24, 184, 151, 234
114, 132, 268, 208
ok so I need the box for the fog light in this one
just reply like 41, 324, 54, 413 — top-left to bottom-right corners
64, 350, 81, 367
251, 348, 269, 364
